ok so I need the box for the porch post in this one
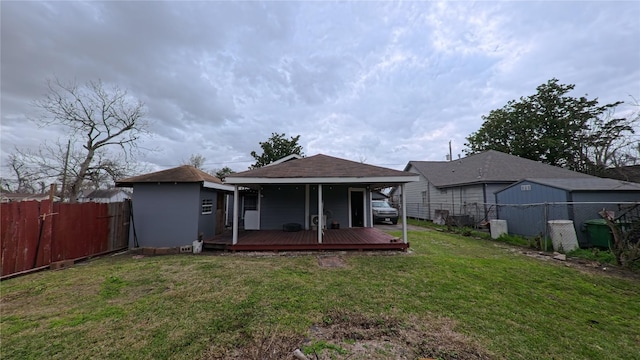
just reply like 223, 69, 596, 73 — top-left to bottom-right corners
317, 184, 323, 244
232, 185, 239, 245
401, 183, 408, 244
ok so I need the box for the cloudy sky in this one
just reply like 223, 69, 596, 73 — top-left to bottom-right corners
2, 1, 639, 176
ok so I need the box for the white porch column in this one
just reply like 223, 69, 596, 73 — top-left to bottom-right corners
317, 184, 323, 244
401, 183, 408, 244
232, 185, 239, 245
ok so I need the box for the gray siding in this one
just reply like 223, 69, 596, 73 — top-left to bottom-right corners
403, 165, 430, 219
260, 184, 371, 229
198, 188, 218, 239
260, 185, 306, 229
131, 183, 200, 247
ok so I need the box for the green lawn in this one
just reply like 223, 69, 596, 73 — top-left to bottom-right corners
1, 230, 639, 359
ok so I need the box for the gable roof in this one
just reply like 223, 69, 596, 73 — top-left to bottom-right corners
116, 165, 233, 191
226, 154, 418, 187
407, 150, 594, 188
510, 178, 640, 192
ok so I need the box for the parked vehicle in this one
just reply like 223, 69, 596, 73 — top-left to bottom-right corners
372, 200, 398, 224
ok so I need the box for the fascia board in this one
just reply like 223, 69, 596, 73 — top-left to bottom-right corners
225, 175, 420, 184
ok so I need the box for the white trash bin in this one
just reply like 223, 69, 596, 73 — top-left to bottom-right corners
192, 240, 203, 254
490, 220, 508, 239
547, 220, 579, 252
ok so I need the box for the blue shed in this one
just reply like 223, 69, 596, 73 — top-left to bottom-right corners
495, 178, 640, 246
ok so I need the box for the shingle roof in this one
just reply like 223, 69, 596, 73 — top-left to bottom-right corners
85, 189, 129, 198
227, 154, 416, 182
603, 165, 640, 183
408, 150, 594, 188
522, 178, 640, 191
116, 165, 223, 186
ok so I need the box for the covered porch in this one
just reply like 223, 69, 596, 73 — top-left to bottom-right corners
204, 227, 409, 251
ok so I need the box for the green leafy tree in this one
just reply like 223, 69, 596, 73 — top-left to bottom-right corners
250, 133, 304, 169
214, 166, 235, 181
464, 79, 635, 174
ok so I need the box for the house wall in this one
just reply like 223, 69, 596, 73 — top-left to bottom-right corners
258, 184, 370, 230
130, 183, 200, 248
402, 164, 511, 223
198, 188, 219, 239
260, 185, 306, 230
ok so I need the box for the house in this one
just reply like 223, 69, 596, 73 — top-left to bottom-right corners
394, 150, 594, 225
115, 165, 234, 248
77, 188, 131, 203
0, 193, 58, 203
223, 154, 419, 250
602, 165, 640, 183
495, 178, 640, 246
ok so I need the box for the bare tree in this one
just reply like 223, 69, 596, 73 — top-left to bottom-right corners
14, 78, 150, 201
184, 153, 207, 169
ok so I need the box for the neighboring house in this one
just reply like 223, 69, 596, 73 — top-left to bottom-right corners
77, 188, 131, 203
115, 165, 234, 248
495, 178, 640, 246
602, 165, 640, 183
394, 150, 594, 224
0, 193, 58, 203
224, 154, 419, 245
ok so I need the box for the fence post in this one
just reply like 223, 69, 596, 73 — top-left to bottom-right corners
544, 202, 549, 251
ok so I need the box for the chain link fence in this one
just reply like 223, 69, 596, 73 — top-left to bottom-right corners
397, 200, 640, 248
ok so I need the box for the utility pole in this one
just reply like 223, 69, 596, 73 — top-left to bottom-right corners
60, 139, 71, 202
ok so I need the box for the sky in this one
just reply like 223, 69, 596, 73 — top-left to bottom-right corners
2, 1, 639, 178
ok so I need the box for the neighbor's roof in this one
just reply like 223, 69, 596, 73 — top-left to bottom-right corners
83, 188, 129, 199
226, 154, 418, 185
603, 165, 640, 183
116, 165, 232, 191
512, 178, 640, 192
407, 150, 594, 188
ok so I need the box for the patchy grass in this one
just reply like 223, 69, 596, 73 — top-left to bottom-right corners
1, 230, 639, 359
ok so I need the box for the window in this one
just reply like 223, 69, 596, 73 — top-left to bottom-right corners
202, 199, 213, 214
440, 189, 447, 195
520, 185, 532, 191
421, 191, 427, 205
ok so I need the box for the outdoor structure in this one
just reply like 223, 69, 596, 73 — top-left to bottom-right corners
222, 154, 419, 251
394, 150, 594, 225
495, 178, 640, 246
115, 165, 233, 248
77, 188, 131, 203
0, 193, 58, 203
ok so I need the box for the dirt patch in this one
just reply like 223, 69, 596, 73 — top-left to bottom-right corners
317, 256, 347, 268
202, 310, 494, 360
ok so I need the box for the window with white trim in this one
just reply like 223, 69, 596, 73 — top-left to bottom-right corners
520, 185, 532, 191
202, 199, 213, 214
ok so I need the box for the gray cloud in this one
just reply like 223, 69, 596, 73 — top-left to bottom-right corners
2, 1, 638, 175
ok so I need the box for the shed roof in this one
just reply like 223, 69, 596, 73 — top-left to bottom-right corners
116, 165, 230, 190
407, 150, 594, 188
514, 178, 640, 192
226, 154, 418, 186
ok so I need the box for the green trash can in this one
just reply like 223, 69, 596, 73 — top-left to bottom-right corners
583, 219, 613, 249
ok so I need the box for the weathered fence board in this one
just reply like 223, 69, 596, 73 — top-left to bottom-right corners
1, 200, 130, 277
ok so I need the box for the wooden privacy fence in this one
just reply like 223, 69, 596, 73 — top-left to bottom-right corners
1, 200, 130, 277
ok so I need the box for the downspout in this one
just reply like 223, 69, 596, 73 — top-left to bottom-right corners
402, 183, 408, 244
317, 184, 323, 244
232, 185, 239, 245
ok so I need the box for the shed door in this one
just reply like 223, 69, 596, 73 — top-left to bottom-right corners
216, 195, 225, 235
350, 191, 364, 227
